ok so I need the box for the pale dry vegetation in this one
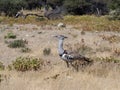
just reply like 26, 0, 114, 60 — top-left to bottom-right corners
0, 15, 120, 90
0, 61, 120, 90
0, 15, 120, 31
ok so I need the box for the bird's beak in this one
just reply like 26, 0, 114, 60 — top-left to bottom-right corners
53, 35, 68, 39
53, 35, 58, 38
64, 36, 68, 38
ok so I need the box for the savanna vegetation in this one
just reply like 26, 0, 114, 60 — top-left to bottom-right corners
0, 0, 120, 16
0, 0, 120, 90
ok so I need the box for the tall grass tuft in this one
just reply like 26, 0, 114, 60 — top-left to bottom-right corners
8, 39, 27, 48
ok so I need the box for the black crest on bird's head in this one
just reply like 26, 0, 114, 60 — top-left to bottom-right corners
54, 35, 68, 40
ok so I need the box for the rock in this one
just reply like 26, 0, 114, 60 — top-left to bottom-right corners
57, 23, 66, 28
25, 34, 29, 37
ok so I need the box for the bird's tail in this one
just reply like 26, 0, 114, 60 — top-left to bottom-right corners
80, 56, 93, 66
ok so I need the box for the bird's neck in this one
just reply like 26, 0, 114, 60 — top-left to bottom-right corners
58, 39, 64, 55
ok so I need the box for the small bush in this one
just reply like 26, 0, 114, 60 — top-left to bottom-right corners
0, 74, 4, 83
43, 48, 51, 56
0, 62, 5, 70
108, 9, 120, 20
21, 47, 31, 53
81, 30, 86, 35
8, 39, 27, 48
4, 32, 16, 39
95, 57, 120, 63
8, 57, 44, 71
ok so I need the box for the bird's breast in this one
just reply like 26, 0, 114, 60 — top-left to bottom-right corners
60, 54, 74, 61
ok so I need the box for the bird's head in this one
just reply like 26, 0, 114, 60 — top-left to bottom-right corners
54, 35, 68, 40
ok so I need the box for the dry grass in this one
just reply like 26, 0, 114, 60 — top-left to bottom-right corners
0, 15, 120, 90
0, 15, 120, 31
0, 61, 120, 90
64, 15, 120, 31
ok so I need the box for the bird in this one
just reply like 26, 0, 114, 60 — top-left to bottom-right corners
54, 35, 92, 71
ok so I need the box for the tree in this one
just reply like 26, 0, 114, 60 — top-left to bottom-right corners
108, 0, 120, 10
63, 0, 92, 15
0, 0, 28, 16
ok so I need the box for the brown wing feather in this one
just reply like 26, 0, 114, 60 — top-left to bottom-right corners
66, 50, 90, 62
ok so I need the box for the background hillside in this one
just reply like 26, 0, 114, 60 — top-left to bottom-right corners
0, 0, 120, 16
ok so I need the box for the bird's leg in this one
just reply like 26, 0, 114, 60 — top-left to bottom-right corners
70, 61, 79, 72
65, 61, 69, 68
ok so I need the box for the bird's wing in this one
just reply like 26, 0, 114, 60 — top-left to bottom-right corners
65, 50, 90, 62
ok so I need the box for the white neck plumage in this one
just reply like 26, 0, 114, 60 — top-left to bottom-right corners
58, 39, 65, 55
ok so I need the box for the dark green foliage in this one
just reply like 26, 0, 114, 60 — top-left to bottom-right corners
4, 32, 16, 39
0, 0, 28, 16
63, 0, 90, 14
9, 57, 44, 71
108, 0, 120, 10
8, 39, 27, 48
0, 0, 119, 16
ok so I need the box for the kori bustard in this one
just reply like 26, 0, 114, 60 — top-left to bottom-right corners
54, 35, 92, 71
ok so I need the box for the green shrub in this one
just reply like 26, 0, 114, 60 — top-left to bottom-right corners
0, 62, 5, 70
4, 32, 16, 39
8, 57, 44, 71
43, 48, 51, 56
8, 39, 27, 48
108, 9, 120, 20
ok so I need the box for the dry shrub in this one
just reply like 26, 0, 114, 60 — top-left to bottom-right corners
43, 48, 51, 56
66, 41, 93, 55
8, 39, 27, 48
85, 57, 120, 77
100, 34, 120, 43
8, 56, 44, 71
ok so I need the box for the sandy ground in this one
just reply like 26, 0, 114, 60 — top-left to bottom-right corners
0, 23, 120, 90
0, 24, 120, 65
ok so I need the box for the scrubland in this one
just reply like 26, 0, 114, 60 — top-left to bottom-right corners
0, 15, 120, 90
